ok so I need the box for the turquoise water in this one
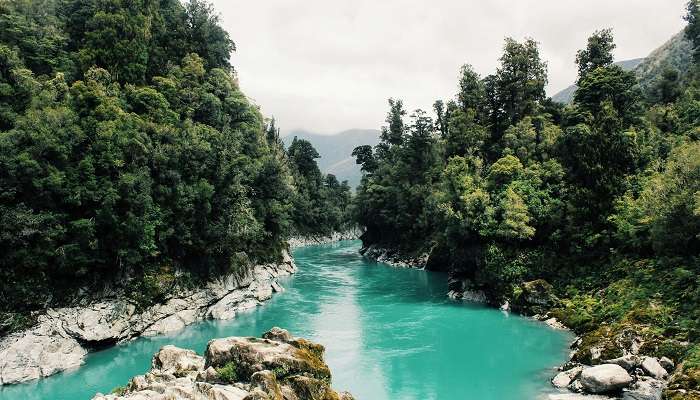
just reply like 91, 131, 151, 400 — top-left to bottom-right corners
0, 240, 571, 400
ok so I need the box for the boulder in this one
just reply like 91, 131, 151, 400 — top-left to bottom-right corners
659, 357, 674, 372
622, 377, 664, 400
513, 279, 559, 315
262, 327, 293, 342
205, 336, 331, 383
91, 330, 349, 400
579, 364, 634, 394
641, 357, 668, 380
552, 366, 585, 388
152, 345, 204, 376
605, 355, 642, 372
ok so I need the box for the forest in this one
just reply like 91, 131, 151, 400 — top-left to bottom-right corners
353, 2, 700, 396
0, 0, 351, 333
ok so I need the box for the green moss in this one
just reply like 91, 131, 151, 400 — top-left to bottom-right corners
110, 385, 127, 395
216, 361, 239, 383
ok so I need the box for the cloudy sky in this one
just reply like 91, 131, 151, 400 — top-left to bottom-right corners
212, 0, 687, 135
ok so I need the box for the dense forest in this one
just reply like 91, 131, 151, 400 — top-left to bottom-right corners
0, 0, 351, 333
353, 3, 700, 397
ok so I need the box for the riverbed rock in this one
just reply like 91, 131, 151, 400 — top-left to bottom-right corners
605, 355, 642, 372
579, 364, 634, 394
0, 251, 297, 385
622, 377, 664, 400
91, 329, 352, 400
553, 366, 585, 388
548, 394, 614, 400
659, 357, 674, 372
641, 357, 668, 380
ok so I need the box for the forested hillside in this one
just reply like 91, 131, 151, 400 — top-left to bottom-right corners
0, 0, 349, 333
353, 4, 700, 398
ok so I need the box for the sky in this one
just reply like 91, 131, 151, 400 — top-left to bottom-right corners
212, 0, 688, 136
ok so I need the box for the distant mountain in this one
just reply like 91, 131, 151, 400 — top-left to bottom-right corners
282, 129, 380, 188
635, 31, 693, 96
552, 58, 646, 104
552, 30, 693, 105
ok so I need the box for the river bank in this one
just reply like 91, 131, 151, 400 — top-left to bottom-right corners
358, 244, 679, 400
287, 228, 363, 248
0, 251, 296, 386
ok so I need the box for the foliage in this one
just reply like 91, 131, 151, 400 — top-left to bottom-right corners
353, 19, 700, 388
0, 0, 349, 321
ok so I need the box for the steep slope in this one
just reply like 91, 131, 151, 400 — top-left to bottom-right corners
282, 129, 380, 188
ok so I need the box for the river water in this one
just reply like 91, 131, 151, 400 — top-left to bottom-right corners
0, 240, 571, 400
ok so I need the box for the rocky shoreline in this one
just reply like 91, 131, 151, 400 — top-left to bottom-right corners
358, 244, 428, 268
287, 228, 363, 248
0, 251, 297, 386
92, 327, 354, 400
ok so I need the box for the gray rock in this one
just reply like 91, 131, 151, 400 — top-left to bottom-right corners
659, 357, 674, 372
622, 377, 664, 400
152, 345, 204, 376
552, 366, 584, 388
262, 327, 293, 342
641, 357, 668, 380
580, 364, 634, 394
605, 355, 642, 371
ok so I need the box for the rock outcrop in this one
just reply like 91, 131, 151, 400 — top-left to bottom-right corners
92, 328, 354, 400
287, 228, 362, 248
579, 364, 634, 393
358, 244, 428, 269
0, 252, 296, 385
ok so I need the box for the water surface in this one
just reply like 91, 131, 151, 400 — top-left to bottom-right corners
1, 240, 571, 400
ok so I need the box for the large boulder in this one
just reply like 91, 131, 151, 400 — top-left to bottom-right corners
512, 279, 559, 315
92, 329, 351, 400
552, 366, 585, 388
579, 364, 634, 394
622, 377, 664, 400
641, 357, 668, 380
152, 345, 204, 376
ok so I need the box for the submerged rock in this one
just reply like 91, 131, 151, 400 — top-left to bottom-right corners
92, 328, 354, 400
579, 364, 634, 394
0, 252, 297, 385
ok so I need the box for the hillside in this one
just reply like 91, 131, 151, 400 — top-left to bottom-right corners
282, 129, 380, 188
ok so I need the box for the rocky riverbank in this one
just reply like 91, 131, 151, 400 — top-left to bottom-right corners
358, 244, 428, 268
287, 228, 363, 248
92, 327, 354, 400
0, 251, 297, 386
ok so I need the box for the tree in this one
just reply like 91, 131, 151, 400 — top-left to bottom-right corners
380, 98, 405, 146
575, 28, 615, 81
494, 38, 548, 127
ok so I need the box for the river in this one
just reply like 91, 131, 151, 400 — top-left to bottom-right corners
0, 240, 572, 400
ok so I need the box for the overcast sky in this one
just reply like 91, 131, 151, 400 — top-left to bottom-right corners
212, 0, 687, 135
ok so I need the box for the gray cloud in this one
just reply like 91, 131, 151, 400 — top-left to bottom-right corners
213, 0, 687, 135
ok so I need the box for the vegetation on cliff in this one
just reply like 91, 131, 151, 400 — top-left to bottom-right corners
353, 1, 700, 396
0, 0, 350, 334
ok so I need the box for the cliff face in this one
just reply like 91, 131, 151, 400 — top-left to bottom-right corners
0, 252, 297, 385
93, 327, 355, 400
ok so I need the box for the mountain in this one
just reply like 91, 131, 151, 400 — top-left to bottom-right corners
552, 30, 693, 105
552, 58, 646, 104
634, 31, 693, 95
282, 129, 381, 188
